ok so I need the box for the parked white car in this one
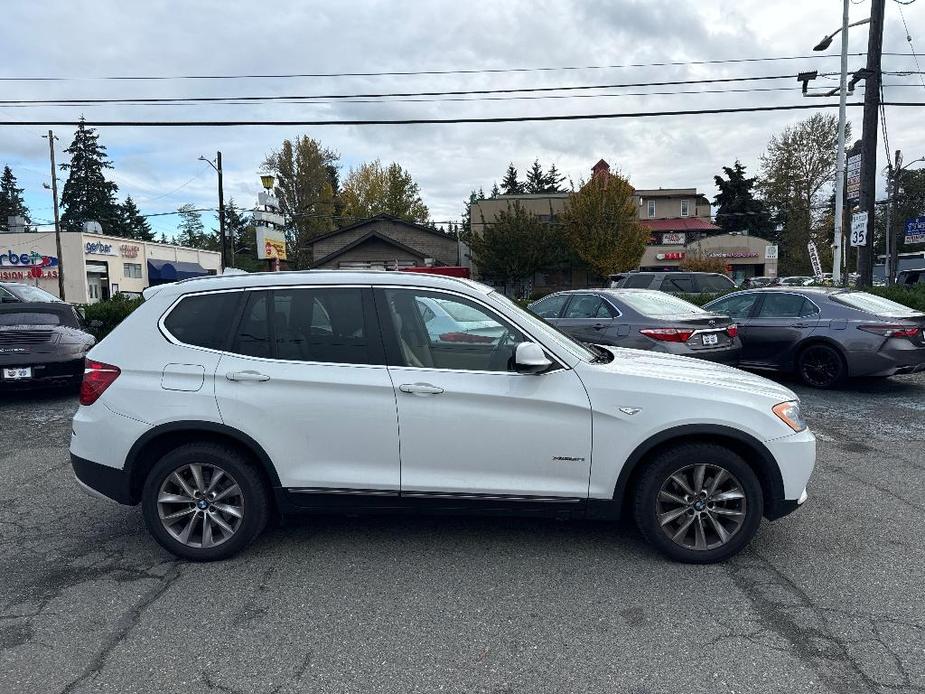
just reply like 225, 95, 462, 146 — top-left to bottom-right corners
70, 271, 815, 563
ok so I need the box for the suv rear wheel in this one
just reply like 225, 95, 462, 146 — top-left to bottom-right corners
633, 443, 763, 563
141, 442, 270, 561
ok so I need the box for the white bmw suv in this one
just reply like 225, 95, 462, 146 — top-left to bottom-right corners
70, 271, 814, 563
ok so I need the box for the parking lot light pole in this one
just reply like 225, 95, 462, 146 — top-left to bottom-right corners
813, 0, 870, 286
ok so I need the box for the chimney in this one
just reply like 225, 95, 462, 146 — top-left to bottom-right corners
591, 159, 611, 182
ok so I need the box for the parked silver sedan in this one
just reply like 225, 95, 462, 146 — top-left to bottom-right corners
704, 287, 925, 387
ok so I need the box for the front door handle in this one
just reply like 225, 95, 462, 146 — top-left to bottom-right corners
399, 383, 444, 395
593, 323, 607, 331
226, 370, 271, 382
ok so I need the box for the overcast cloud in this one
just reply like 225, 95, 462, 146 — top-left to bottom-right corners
1, 0, 923, 238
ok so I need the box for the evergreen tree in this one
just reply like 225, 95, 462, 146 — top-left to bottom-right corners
713, 161, 773, 237
461, 189, 486, 236
222, 200, 262, 272
0, 166, 31, 231
525, 160, 546, 194
500, 163, 524, 195
175, 204, 217, 250
490, 183, 501, 198
59, 117, 121, 233
158, 232, 169, 244
543, 164, 566, 193
118, 196, 154, 241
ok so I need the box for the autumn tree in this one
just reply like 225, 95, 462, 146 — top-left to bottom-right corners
759, 113, 847, 275
462, 202, 562, 296
338, 160, 429, 223
560, 171, 649, 277
263, 136, 339, 269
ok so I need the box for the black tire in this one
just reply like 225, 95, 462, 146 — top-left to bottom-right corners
797, 343, 846, 388
633, 443, 764, 564
141, 442, 270, 561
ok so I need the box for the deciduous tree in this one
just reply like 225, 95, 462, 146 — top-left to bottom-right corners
560, 172, 649, 277
338, 160, 429, 223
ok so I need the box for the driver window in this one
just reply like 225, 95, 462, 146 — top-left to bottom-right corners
384, 289, 526, 372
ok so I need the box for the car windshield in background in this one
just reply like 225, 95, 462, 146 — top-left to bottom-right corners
617, 292, 706, 317
10, 285, 62, 302
833, 291, 923, 318
0, 311, 61, 326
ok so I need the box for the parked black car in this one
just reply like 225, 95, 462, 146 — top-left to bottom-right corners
609, 271, 737, 293
0, 302, 95, 389
0, 282, 63, 303
704, 287, 925, 387
529, 289, 741, 364
896, 268, 925, 286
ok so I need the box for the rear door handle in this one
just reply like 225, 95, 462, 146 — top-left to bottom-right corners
593, 323, 607, 330
226, 370, 271, 382
399, 383, 444, 395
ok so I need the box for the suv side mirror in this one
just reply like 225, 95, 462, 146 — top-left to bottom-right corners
514, 342, 552, 374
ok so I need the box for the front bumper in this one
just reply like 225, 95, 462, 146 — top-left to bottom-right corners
71, 454, 134, 505
766, 487, 809, 520
763, 427, 815, 519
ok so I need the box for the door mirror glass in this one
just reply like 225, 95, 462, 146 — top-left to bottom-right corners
514, 342, 552, 374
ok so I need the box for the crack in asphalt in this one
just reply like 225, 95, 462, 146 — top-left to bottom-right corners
57, 562, 182, 694
725, 550, 925, 693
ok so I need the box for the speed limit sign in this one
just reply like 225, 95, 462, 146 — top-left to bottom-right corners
850, 212, 868, 247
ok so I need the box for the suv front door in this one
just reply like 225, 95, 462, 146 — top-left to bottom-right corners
377, 287, 592, 500
213, 286, 401, 492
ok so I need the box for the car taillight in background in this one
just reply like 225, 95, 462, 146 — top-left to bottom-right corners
858, 324, 920, 339
640, 328, 695, 343
79, 360, 121, 406
726, 324, 738, 338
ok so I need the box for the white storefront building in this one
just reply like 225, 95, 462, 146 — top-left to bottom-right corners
0, 231, 221, 303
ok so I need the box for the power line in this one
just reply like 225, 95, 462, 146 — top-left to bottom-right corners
4, 101, 925, 128
896, 5, 925, 91
0, 73, 833, 106
0, 55, 883, 83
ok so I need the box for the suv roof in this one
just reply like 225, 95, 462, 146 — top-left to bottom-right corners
144, 269, 492, 300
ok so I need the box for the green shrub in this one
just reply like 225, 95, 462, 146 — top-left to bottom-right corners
866, 285, 925, 312
79, 294, 143, 340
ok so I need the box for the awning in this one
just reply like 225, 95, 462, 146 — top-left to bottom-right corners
147, 259, 209, 284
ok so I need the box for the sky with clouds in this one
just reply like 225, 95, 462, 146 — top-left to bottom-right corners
1, 0, 923, 239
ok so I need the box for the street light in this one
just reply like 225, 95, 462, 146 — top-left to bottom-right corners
812, 2, 870, 285
260, 174, 275, 191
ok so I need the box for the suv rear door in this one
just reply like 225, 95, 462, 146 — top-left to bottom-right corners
212, 286, 401, 493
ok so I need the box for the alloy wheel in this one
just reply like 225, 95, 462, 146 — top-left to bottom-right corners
157, 463, 244, 549
800, 346, 841, 387
655, 463, 747, 551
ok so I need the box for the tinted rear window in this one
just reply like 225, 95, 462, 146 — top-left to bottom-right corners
164, 292, 242, 349
662, 275, 695, 292
617, 291, 706, 316
0, 311, 61, 326
697, 275, 736, 292
622, 274, 654, 289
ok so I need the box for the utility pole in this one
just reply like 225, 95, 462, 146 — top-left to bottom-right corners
43, 130, 65, 300
884, 149, 901, 285
856, 0, 886, 287
216, 151, 227, 270
831, 0, 850, 285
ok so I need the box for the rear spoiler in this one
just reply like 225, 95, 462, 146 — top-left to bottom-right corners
142, 284, 167, 301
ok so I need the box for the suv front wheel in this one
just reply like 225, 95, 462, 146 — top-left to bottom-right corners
141, 442, 270, 561
633, 443, 763, 563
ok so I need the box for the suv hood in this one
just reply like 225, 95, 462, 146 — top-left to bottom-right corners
593, 346, 798, 403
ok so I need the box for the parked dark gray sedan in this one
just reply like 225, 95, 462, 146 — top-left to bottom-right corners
704, 287, 925, 387
529, 289, 741, 364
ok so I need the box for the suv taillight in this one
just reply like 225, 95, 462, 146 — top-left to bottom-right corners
80, 360, 121, 406
640, 328, 695, 343
858, 324, 920, 339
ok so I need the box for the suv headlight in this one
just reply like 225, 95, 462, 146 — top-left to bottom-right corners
772, 401, 806, 432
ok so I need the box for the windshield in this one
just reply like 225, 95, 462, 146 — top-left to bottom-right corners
833, 291, 923, 318
489, 292, 597, 362
8, 285, 62, 302
0, 311, 61, 326
617, 291, 706, 317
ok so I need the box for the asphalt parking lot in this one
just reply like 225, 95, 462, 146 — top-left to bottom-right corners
1, 375, 924, 694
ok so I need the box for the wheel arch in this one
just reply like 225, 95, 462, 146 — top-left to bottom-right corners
610, 424, 786, 520
124, 421, 281, 505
